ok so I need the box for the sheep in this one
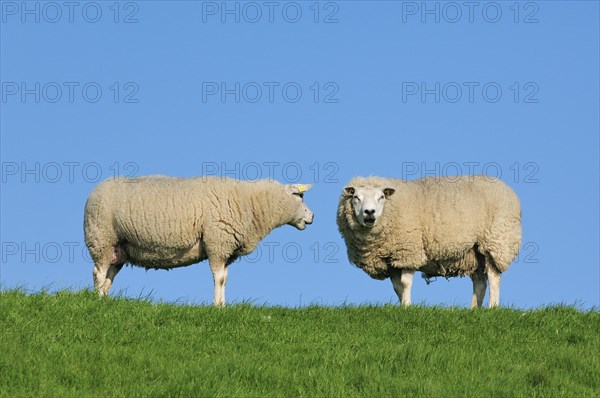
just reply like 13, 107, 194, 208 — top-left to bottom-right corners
336, 175, 521, 308
84, 176, 314, 306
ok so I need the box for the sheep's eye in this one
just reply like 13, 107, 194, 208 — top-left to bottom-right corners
293, 192, 304, 199
379, 195, 385, 200
353, 196, 361, 202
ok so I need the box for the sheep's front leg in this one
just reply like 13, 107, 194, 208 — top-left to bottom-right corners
390, 269, 414, 307
209, 259, 228, 307
487, 266, 501, 308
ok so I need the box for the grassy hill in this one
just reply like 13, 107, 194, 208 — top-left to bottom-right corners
1, 290, 598, 397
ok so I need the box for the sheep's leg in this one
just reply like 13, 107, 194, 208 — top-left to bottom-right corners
391, 271, 403, 301
210, 260, 228, 307
470, 273, 487, 309
487, 266, 501, 308
93, 262, 110, 296
92, 245, 126, 297
103, 264, 123, 295
390, 269, 414, 307
400, 269, 414, 306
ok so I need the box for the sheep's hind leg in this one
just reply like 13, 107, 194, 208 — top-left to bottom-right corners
470, 251, 488, 308
93, 261, 110, 297
487, 265, 501, 308
470, 273, 487, 308
93, 245, 126, 297
390, 268, 414, 307
103, 264, 123, 295
103, 245, 127, 294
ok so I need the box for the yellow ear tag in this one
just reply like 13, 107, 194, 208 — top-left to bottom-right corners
297, 184, 311, 193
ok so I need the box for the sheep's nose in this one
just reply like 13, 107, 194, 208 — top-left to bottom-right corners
306, 212, 314, 224
364, 209, 375, 216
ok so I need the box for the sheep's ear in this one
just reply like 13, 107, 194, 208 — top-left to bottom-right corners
343, 187, 355, 197
297, 184, 312, 193
286, 184, 313, 195
383, 188, 395, 198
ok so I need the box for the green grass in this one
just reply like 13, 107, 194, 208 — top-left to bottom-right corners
1, 290, 599, 397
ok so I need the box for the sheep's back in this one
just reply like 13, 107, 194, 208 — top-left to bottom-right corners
109, 177, 205, 249
412, 176, 520, 263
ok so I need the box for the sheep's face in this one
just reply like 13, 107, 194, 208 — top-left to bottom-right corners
285, 184, 314, 230
343, 186, 395, 228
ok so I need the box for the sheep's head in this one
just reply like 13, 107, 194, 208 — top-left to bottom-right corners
284, 184, 314, 230
343, 186, 395, 228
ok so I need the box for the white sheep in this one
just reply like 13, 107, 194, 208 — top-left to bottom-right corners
84, 176, 314, 306
337, 175, 521, 308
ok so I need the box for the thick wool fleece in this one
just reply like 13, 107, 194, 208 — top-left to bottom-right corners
337, 176, 521, 280
84, 176, 303, 269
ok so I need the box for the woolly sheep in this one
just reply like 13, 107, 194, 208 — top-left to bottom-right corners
336, 175, 521, 308
84, 176, 314, 306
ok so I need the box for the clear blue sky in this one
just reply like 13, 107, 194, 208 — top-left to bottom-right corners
1, 1, 598, 308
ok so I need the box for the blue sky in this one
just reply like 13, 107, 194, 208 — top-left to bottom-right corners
1, 1, 598, 308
